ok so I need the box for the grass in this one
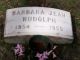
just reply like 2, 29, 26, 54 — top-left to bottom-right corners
0, 0, 80, 60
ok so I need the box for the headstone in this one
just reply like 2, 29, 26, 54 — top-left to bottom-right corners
4, 7, 74, 44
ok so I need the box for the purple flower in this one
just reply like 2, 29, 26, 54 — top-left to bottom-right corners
35, 46, 57, 60
35, 51, 48, 60
14, 44, 24, 56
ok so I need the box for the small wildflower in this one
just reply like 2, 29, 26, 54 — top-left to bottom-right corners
14, 43, 24, 56
35, 46, 57, 60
